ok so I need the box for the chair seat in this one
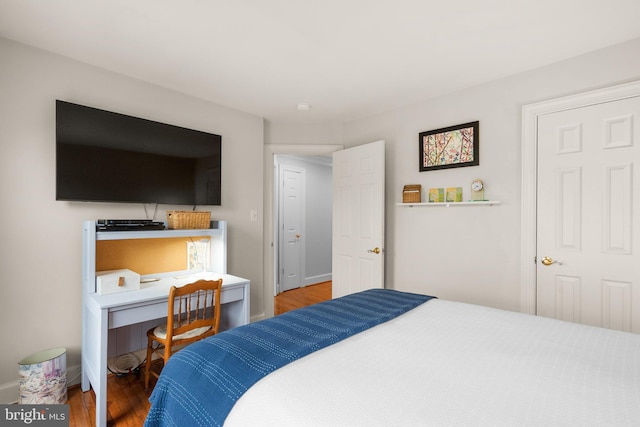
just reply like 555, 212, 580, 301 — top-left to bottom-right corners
153, 325, 211, 341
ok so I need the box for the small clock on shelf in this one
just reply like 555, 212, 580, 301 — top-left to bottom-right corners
470, 179, 485, 201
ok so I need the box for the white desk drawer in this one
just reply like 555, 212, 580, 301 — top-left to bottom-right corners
109, 302, 166, 329
221, 286, 244, 304
108, 284, 246, 329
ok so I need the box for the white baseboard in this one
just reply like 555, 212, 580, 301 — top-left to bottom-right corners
304, 273, 332, 286
251, 313, 266, 322
0, 364, 82, 404
0, 379, 18, 404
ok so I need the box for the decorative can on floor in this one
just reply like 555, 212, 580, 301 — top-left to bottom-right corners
18, 348, 67, 404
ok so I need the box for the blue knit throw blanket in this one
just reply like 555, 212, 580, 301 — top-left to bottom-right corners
145, 288, 435, 427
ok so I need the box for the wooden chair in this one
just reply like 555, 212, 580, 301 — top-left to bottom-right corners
144, 278, 222, 390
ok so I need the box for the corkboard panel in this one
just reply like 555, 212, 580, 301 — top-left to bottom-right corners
96, 237, 209, 275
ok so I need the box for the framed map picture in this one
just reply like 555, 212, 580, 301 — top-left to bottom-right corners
419, 121, 479, 171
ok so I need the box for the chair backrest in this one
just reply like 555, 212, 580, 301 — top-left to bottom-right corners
166, 278, 222, 344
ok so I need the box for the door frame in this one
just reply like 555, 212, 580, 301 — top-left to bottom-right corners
520, 80, 640, 315
263, 144, 343, 320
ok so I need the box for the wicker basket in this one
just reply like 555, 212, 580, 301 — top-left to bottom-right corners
166, 211, 211, 230
402, 185, 422, 203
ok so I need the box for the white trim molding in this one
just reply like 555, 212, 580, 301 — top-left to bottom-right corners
521, 80, 640, 314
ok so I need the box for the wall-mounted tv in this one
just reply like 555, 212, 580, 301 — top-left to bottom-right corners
56, 100, 221, 205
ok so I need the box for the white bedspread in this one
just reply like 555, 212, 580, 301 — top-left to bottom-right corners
224, 299, 640, 426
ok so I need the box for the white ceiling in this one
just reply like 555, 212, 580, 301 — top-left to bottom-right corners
2, 0, 640, 124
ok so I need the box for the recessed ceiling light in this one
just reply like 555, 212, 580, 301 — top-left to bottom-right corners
297, 103, 311, 111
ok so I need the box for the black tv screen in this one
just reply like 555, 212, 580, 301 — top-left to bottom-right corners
56, 100, 221, 205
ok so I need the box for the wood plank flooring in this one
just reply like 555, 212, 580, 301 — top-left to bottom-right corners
68, 371, 151, 427
274, 281, 332, 315
68, 281, 331, 426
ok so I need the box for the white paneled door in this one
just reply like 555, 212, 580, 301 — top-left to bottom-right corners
537, 95, 640, 333
332, 140, 385, 298
279, 166, 305, 293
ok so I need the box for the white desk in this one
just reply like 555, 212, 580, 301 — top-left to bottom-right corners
82, 273, 249, 427
81, 220, 247, 427
81, 272, 249, 427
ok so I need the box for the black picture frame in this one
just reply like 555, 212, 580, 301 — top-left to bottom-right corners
419, 121, 479, 171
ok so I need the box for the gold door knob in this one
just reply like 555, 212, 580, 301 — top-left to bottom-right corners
368, 247, 381, 254
295, 234, 300, 239
541, 256, 562, 266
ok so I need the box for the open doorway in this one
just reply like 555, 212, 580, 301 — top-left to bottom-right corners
274, 155, 332, 311
262, 145, 343, 320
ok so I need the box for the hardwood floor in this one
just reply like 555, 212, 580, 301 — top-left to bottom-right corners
68, 371, 151, 427
69, 281, 332, 426
274, 281, 332, 315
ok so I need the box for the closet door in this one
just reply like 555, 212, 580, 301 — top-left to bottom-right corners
536, 95, 640, 332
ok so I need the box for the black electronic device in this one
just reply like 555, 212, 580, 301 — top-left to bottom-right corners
56, 100, 222, 205
97, 219, 156, 225
96, 219, 166, 232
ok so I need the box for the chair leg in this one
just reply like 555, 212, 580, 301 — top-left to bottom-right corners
164, 341, 172, 362
144, 336, 153, 391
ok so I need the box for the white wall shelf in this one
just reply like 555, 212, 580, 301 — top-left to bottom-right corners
397, 201, 501, 207
94, 225, 225, 241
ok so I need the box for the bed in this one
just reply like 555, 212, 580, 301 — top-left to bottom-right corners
144, 289, 640, 427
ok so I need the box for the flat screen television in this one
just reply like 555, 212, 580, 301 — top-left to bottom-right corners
56, 100, 221, 205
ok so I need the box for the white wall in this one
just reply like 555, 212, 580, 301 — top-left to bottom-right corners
265, 121, 342, 145
302, 160, 332, 283
0, 38, 264, 401
342, 37, 640, 312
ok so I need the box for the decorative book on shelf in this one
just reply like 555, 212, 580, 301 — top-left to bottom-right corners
429, 188, 444, 202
